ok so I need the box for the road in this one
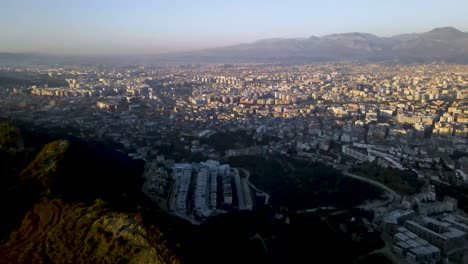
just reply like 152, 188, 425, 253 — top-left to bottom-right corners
238, 163, 400, 210
342, 170, 400, 209
238, 167, 270, 205
342, 170, 397, 196
327, 162, 401, 208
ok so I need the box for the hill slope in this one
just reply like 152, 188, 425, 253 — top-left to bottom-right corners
0, 124, 180, 264
0, 198, 179, 264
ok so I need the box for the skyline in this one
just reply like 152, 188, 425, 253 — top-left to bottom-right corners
2, 0, 468, 55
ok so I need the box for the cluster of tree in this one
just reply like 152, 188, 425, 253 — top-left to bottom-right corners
350, 162, 423, 195
269, 210, 385, 264
0, 122, 20, 148
434, 182, 468, 214
229, 156, 382, 210
200, 130, 256, 152
150, 206, 385, 264
0, 71, 67, 88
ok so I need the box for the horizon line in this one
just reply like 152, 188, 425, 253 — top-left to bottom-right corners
0, 26, 466, 57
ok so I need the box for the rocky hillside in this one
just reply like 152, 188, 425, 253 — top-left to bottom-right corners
19, 140, 69, 191
0, 123, 180, 264
0, 198, 179, 264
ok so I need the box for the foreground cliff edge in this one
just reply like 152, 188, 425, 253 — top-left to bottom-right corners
0, 130, 180, 264
0, 198, 178, 264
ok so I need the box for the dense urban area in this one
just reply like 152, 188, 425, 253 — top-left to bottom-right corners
1, 63, 468, 263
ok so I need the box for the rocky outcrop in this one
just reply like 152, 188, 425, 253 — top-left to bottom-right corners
0, 198, 63, 263
1, 136, 180, 264
0, 198, 180, 264
19, 140, 69, 191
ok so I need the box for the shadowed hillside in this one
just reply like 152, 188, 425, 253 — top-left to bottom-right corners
0, 198, 179, 264
0, 123, 179, 263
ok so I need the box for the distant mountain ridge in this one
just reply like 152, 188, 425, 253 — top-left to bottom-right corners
2, 27, 468, 65
166, 26, 468, 64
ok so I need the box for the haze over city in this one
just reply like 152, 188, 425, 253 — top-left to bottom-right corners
2, 0, 468, 55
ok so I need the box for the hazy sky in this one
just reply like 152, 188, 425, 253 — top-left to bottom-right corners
2, 0, 468, 55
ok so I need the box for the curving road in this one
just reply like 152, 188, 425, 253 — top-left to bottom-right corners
342, 171, 398, 197
341, 169, 400, 209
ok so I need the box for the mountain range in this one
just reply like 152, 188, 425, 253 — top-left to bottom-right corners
160, 27, 468, 64
1, 27, 468, 65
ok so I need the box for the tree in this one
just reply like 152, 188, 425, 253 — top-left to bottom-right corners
0, 122, 20, 149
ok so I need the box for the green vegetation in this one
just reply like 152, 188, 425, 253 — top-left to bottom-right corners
228, 156, 382, 210
200, 130, 256, 152
0, 124, 37, 243
0, 71, 68, 88
269, 210, 384, 264
350, 162, 423, 195
0, 122, 20, 148
177, 208, 384, 264
0, 121, 34, 194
